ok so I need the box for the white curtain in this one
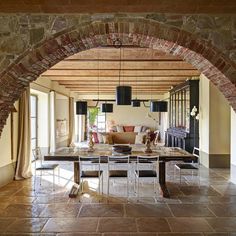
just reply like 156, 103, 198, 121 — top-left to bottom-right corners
15, 87, 32, 180
78, 115, 85, 142
49, 91, 56, 152
68, 97, 75, 146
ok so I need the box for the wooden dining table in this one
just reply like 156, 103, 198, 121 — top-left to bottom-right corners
44, 144, 196, 198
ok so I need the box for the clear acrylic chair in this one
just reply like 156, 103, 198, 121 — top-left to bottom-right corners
174, 147, 200, 185
134, 156, 159, 199
79, 156, 104, 194
32, 147, 59, 191
107, 155, 130, 197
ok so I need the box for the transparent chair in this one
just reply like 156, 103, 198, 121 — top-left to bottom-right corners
79, 156, 104, 194
134, 156, 159, 199
107, 155, 130, 197
174, 147, 200, 185
32, 147, 59, 191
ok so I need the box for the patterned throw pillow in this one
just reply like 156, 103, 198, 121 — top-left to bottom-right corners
97, 132, 104, 143
116, 125, 124, 132
135, 133, 145, 144
123, 126, 134, 132
92, 132, 99, 143
134, 125, 142, 132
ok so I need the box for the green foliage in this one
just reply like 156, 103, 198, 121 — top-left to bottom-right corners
88, 107, 99, 126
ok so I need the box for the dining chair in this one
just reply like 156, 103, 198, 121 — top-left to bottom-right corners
107, 155, 130, 197
174, 147, 200, 185
134, 156, 159, 199
32, 147, 60, 191
79, 156, 104, 194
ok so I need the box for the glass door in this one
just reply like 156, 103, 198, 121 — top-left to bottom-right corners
30, 94, 38, 161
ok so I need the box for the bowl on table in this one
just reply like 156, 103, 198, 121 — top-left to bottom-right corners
112, 145, 132, 155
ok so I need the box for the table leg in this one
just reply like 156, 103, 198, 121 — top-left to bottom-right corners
159, 161, 170, 198
69, 162, 81, 198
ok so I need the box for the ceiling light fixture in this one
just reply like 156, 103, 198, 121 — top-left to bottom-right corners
116, 42, 132, 105
76, 101, 87, 115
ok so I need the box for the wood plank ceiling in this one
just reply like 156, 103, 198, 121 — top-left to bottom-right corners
41, 48, 200, 96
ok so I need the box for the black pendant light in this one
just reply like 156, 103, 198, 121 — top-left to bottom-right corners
132, 99, 141, 107
150, 101, 168, 112
101, 103, 113, 113
76, 101, 87, 115
116, 85, 132, 105
116, 47, 132, 105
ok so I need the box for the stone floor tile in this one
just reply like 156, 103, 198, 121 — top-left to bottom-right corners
125, 203, 172, 217
178, 196, 212, 204
40, 204, 81, 218
57, 233, 101, 236
168, 204, 214, 217
167, 217, 213, 232
98, 217, 137, 232
79, 204, 124, 217
208, 204, 236, 217
0, 203, 46, 217
158, 233, 202, 236
203, 233, 230, 236
179, 186, 221, 196
10, 196, 36, 204
5, 218, 48, 233
42, 218, 98, 232
4, 233, 56, 236
103, 233, 156, 236
137, 217, 170, 232
0, 218, 15, 232
0, 203, 9, 209
206, 217, 236, 232
34, 196, 70, 204
209, 196, 236, 204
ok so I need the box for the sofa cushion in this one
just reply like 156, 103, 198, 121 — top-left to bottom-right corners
111, 132, 137, 144
123, 126, 134, 132
102, 133, 113, 144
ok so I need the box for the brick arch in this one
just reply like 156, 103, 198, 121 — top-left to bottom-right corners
0, 18, 236, 135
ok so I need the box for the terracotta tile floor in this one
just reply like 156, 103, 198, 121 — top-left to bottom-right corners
0, 163, 236, 235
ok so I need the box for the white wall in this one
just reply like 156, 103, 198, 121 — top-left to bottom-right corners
199, 75, 210, 154
199, 74, 230, 167
210, 83, 230, 154
231, 108, 236, 165
0, 102, 18, 168
106, 102, 160, 131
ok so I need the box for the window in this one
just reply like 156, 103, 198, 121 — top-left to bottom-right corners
88, 107, 106, 132
30, 94, 38, 161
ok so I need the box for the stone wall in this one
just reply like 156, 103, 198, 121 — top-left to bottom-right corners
0, 13, 236, 136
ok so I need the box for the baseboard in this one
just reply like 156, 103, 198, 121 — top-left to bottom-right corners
200, 151, 230, 168
0, 162, 16, 188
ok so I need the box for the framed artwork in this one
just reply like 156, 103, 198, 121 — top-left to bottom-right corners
56, 119, 67, 137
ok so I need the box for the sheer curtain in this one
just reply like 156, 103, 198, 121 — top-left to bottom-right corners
68, 97, 75, 146
15, 87, 32, 180
49, 91, 56, 153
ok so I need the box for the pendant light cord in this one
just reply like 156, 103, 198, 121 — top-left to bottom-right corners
119, 47, 121, 86
98, 50, 100, 100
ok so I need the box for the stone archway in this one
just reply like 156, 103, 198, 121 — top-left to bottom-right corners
0, 17, 236, 136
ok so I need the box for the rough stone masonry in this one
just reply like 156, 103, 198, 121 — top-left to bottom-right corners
0, 13, 236, 136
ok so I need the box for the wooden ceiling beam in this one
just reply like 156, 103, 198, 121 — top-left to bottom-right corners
42, 70, 200, 76
49, 76, 188, 80
51, 61, 195, 70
